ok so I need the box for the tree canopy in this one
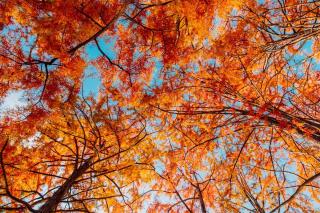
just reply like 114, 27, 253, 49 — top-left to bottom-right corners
0, 0, 320, 212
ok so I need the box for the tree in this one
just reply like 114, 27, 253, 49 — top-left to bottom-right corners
0, 97, 158, 212
0, 0, 319, 212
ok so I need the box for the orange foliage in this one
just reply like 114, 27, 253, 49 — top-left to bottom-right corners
0, 0, 320, 212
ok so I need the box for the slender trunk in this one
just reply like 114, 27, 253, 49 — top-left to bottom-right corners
38, 158, 92, 213
197, 184, 206, 213
193, 174, 206, 213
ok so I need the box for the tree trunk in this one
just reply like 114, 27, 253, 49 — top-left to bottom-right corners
37, 158, 92, 213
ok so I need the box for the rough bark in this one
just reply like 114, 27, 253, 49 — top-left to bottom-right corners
37, 158, 92, 213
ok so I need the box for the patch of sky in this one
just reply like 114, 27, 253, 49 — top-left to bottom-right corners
212, 144, 227, 161
20, 30, 37, 54
2, 24, 35, 58
202, 38, 210, 48
205, 58, 219, 67
21, 131, 41, 148
153, 159, 166, 175
84, 42, 102, 61
81, 35, 119, 98
300, 39, 320, 71
211, 16, 222, 38
183, 93, 191, 101
0, 23, 20, 37
0, 90, 25, 110
232, 100, 244, 108
85, 36, 117, 61
100, 97, 119, 110
192, 126, 200, 134
118, 16, 130, 28
160, 65, 177, 79
81, 65, 101, 98
230, 8, 239, 29
149, 58, 164, 89
284, 42, 315, 79
0, 90, 27, 118
302, 39, 314, 55
186, 62, 199, 73
290, 40, 313, 61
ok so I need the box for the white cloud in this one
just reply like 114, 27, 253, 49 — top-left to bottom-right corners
0, 90, 26, 117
